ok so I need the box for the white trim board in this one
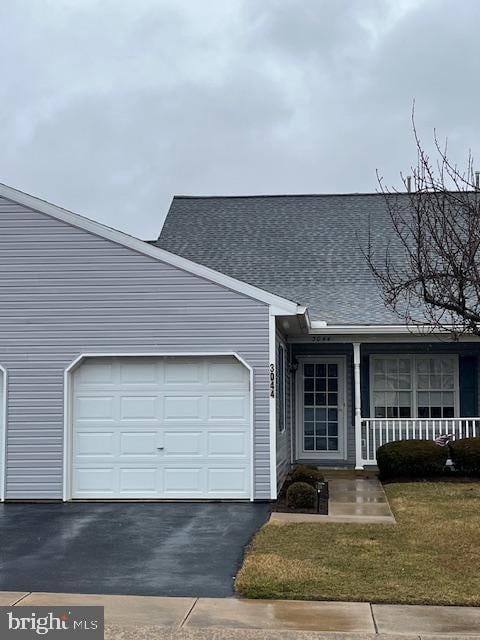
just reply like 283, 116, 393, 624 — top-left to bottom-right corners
0, 182, 302, 316
289, 334, 480, 344
309, 322, 480, 337
0, 365, 6, 502
268, 313, 277, 499
63, 351, 255, 502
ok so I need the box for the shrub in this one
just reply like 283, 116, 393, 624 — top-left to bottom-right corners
286, 481, 317, 510
376, 439, 448, 479
285, 464, 324, 489
450, 438, 480, 475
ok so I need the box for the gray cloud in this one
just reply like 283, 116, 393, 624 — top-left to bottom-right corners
0, 0, 478, 238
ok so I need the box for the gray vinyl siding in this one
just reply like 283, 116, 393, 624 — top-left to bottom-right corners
0, 197, 271, 500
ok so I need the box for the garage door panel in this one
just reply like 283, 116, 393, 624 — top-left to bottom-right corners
75, 362, 114, 385
208, 468, 248, 493
75, 467, 115, 494
119, 361, 158, 385
165, 360, 204, 384
207, 431, 247, 456
207, 360, 249, 384
163, 431, 203, 456
163, 396, 203, 420
119, 468, 158, 493
163, 467, 204, 493
120, 396, 158, 420
75, 431, 115, 457
75, 396, 115, 421
72, 356, 251, 499
119, 432, 160, 456
207, 395, 247, 420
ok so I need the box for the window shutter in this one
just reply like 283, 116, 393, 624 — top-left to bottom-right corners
459, 355, 478, 417
361, 355, 370, 418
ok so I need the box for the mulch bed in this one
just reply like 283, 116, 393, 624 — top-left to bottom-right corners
273, 481, 329, 515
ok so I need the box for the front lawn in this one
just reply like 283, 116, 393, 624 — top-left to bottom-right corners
236, 483, 480, 605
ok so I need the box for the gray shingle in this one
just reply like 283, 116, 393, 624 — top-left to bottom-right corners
153, 193, 410, 324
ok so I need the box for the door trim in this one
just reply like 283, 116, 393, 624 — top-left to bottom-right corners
295, 356, 347, 460
63, 352, 254, 502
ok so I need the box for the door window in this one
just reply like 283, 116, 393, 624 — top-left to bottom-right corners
303, 362, 339, 452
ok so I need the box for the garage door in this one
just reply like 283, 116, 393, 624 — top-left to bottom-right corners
71, 356, 251, 499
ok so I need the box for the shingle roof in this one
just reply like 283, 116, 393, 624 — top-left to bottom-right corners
153, 193, 410, 324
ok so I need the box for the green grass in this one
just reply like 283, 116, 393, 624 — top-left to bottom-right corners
236, 483, 480, 605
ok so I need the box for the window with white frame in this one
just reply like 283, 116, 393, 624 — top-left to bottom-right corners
277, 343, 287, 432
372, 357, 412, 418
415, 357, 455, 418
371, 355, 457, 419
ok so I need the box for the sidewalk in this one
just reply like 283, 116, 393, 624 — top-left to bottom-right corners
270, 476, 396, 524
2, 591, 480, 639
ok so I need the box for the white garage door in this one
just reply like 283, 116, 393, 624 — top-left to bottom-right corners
71, 356, 251, 499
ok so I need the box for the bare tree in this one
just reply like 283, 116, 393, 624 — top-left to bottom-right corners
366, 114, 480, 337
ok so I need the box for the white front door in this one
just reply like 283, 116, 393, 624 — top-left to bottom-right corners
71, 356, 251, 499
297, 358, 346, 459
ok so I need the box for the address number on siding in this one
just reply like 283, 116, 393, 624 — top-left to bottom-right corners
269, 363, 275, 398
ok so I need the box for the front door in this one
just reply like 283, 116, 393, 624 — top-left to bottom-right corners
297, 358, 346, 459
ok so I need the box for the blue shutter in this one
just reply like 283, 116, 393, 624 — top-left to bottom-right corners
459, 355, 478, 417
361, 355, 370, 418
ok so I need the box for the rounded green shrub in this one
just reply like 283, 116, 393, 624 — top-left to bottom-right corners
286, 464, 324, 488
450, 437, 480, 475
286, 481, 317, 510
376, 439, 448, 479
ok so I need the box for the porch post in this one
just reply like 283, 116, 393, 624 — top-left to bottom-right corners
353, 342, 363, 469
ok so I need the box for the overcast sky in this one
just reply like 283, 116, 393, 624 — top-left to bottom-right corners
0, 0, 478, 239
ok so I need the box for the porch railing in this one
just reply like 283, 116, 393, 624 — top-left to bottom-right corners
360, 418, 480, 465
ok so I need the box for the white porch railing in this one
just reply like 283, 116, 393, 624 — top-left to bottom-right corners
360, 418, 480, 465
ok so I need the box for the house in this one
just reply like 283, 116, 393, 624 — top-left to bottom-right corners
0, 185, 478, 503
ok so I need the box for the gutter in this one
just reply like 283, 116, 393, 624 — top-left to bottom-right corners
308, 322, 474, 336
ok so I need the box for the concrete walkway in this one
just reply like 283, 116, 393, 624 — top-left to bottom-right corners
271, 475, 396, 524
327, 475, 395, 521
3, 591, 480, 638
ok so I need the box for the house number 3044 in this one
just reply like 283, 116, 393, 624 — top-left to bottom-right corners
269, 363, 275, 398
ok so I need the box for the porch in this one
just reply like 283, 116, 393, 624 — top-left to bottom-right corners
360, 417, 480, 466
276, 332, 480, 473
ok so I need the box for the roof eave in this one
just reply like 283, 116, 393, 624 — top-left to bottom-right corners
309, 322, 466, 335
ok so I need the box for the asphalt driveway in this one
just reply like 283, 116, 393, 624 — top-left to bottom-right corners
0, 502, 270, 597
